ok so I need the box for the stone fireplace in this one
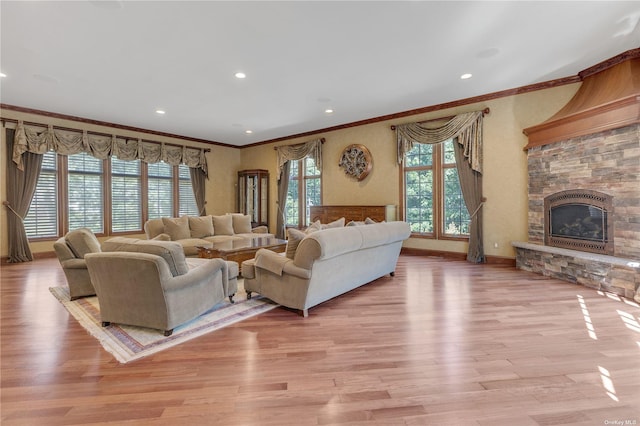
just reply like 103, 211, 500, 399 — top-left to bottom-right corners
513, 49, 640, 301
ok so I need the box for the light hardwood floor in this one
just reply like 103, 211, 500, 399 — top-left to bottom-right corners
1, 254, 639, 425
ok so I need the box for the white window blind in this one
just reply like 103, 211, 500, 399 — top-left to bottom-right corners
178, 164, 198, 216
111, 158, 141, 232
68, 152, 104, 233
148, 162, 174, 219
24, 151, 58, 238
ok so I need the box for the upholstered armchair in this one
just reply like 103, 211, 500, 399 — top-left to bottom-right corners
53, 228, 101, 300
86, 238, 238, 336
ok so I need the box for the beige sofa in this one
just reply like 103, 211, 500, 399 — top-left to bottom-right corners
86, 237, 239, 336
144, 214, 273, 257
241, 221, 411, 317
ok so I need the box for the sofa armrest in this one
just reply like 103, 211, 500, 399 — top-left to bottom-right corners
251, 225, 269, 234
61, 258, 88, 269
161, 257, 227, 293
253, 249, 311, 279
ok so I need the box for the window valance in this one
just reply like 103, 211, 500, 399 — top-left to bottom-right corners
11, 121, 208, 176
275, 138, 323, 179
395, 110, 484, 173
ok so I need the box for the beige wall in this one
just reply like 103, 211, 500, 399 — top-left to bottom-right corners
0, 108, 241, 257
241, 83, 581, 258
1, 83, 579, 259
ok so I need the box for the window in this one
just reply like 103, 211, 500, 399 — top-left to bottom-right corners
403, 139, 470, 238
24, 151, 58, 239
68, 152, 103, 232
148, 162, 174, 219
111, 157, 142, 233
178, 165, 199, 216
25, 153, 200, 239
285, 157, 321, 228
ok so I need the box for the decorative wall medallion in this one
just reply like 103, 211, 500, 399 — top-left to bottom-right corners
338, 144, 372, 181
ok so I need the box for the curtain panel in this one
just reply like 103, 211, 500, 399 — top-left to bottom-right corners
5, 128, 43, 262
395, 110, 486, 263
275, 138, 323, 180
12, 121, 208, 176
396, 110, 484, 173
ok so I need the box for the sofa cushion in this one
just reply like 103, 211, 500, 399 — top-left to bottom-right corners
144, 218, 165, 239
65, 228, 101, 258
189, 215, 214, 238
230, 214, 252, 234
162, 216, 190, 241
286, 228, 306, 259
305, 220, 322, 234
101, 237, 189, 277
321, 217, 345, 229
213, 215, 234, 236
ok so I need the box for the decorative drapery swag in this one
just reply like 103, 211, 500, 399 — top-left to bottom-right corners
396, 110, 484, 173
11, 121, 208, 176
275, 138, 323, 180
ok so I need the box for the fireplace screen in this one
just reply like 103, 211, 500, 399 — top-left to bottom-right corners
549, 204, 607, 241
544, 190, 613, 255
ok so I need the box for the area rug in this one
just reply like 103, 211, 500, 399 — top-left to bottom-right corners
49, 284, 277, 363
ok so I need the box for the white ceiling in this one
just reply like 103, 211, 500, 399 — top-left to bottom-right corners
1, 1, 639, 147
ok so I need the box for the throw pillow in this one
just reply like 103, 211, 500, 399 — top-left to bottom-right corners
212, 215, 234, 236
346, 220, 365, 226
321, 217, 345, 229
230, 213, 252, 234
305, 220, 322, 234
162, 216, 191, 241
286, 228, 306, 259
189, 215, 214, 238
364, 217, 378, 224
152, 233, 171, 241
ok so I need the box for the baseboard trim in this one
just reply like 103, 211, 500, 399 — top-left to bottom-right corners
1, 251, 57, 264
400, 247, 515, 266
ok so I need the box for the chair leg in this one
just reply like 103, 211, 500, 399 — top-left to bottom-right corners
246, 291, 252, 299
164, 329, 173, 337
229, 293, 235, 304
101, 321, 110, 327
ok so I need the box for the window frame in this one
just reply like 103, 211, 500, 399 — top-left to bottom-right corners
285, 157, 322, 229
25, 152, 200, 241
401, 139, 470, 241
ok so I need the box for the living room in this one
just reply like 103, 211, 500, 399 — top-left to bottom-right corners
2, 2, 640, 425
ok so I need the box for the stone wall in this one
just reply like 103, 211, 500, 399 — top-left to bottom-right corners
526, 124, 640, 260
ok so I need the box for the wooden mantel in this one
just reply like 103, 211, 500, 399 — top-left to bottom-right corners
523, 49, 640, 149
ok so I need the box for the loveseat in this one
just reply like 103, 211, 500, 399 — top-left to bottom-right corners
144, 214, 273, 257
86, 237, 239, 335
241, 221, 411, 317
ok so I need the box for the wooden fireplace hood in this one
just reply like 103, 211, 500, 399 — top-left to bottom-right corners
523, 48, 640, 149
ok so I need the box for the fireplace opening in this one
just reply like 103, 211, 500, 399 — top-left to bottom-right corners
544, 190, 614, 255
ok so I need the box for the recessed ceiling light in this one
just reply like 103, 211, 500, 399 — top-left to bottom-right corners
155, 110, 166, 115
325, 109, 334, 114
460, 73, 473, 80
235, 72, 246, 79
245, 130, 253, 134
0, 72, 6, 78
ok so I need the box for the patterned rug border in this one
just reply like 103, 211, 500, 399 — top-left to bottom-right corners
50, 286, 278, 363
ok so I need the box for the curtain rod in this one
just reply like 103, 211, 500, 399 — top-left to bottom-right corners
273, 137, 325, 150
389, 107, 490, 130
0, 117, 211, 153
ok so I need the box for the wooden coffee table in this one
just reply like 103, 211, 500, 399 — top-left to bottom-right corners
197, 237, 287, 265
